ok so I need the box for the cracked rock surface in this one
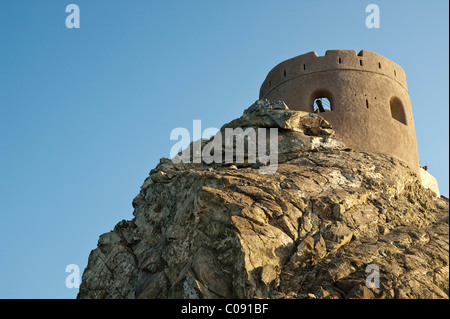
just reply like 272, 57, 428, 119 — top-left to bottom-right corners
78, 100, 449, 299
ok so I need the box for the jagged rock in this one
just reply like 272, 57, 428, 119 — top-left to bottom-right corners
78, 100, 449, 299
420, 167, 440, 197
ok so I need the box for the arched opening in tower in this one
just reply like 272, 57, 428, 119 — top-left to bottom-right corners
313, 97, 332, 113
390, 96, 407, 125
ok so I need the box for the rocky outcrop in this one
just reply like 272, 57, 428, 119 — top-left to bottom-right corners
419, 168, 440, 197
78, 100, 449, 299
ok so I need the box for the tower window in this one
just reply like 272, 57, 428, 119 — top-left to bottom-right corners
339, 57, 342, 64
269, 81, 271, 87
390, 97, 407, 125
284, 69, 286, 77
303, 64, 306, 70
313, 97, 332, 113
366, 99, 369, 108
360, 60, 363, 66
378, 62, 381, 69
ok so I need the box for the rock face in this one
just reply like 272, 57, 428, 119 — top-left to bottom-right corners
419, 168, 440, 197
78, 100, 449, 299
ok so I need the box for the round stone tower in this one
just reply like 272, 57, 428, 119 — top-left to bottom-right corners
260, 50, 419, 175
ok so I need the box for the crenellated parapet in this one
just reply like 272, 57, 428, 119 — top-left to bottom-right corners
260, 50, 407, 99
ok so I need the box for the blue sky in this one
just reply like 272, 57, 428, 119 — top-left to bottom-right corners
0, 0, 448, 298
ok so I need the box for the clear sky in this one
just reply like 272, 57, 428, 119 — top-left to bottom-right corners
0, 0, 448, 299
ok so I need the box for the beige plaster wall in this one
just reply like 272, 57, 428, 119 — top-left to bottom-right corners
260, 50, 420, 175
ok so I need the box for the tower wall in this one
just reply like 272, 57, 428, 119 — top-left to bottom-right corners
260, 50, 419, 175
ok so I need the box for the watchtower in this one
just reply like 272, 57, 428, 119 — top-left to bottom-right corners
260, 50, 419, 175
